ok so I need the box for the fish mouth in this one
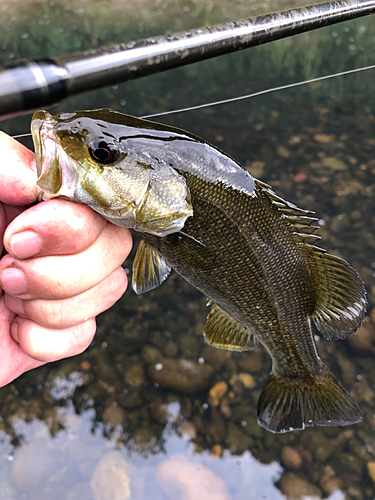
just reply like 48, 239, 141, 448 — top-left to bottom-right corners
31, 111, 57, 178
31, 110, 78, 201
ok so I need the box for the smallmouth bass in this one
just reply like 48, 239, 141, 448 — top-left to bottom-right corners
31, 109, 366, 433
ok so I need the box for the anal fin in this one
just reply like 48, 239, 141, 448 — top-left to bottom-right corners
204, 301, 258, 351
132, 239, 171, 294
257, 364, 362, 433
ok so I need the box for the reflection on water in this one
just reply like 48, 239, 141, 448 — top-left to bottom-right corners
1, 0, 375, 499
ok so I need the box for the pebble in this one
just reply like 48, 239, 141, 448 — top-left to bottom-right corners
314, 134, 334, 143
319, 466, 343, 495
147, 358, 216, 393
90, 451, 131, 500
279, 472, 321, 499
367, 462, 375, 485
293, 172, 307, 183
241, 416, 263, 437
347, 320, 375, 354
164, 340, 179, 357
150, 401, 169, 424
208, 381, 228, 406
130, 425, 159, 454
229, 373, 255, 389
103, 401, 125, 427
157, 454, 231, 500
178, 422, 197, 440
321, 157, 348, 171
210, 444, 223, 457
300, 431, 335, 463
281, 446, 303, 469
201, 346, 231, 370
208, 407, 227, 443
238, 352, 263, 372
248, 160, 265, 178
142, 345, 163, 363
117, 392, 143, 408
335, 353, 357, 386
277, 145, 290, 158
124, 364, 145, 387
227, 423, 253, 454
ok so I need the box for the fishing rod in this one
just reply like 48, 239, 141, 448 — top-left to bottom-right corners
10, 63, 375, 139
1, 0, 375, 121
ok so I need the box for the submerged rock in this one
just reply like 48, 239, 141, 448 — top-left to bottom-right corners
124, 363, 146, 387
90, 451, 131, 500
367, 462, 375, 486
208, 381, 228, 406
103, 401, 125, 428
227, 423, 253, 454
281, 446, 303, 470
279, 472, 321, 499
157, 454, 231, 500
347, 321, 375, 354
11, 439, 65, 491
147, 358, 216, 393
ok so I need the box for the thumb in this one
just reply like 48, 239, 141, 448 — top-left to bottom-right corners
0, 132, 38, 205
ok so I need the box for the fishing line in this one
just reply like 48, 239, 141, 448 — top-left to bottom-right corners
12, 132, 33, 139
11, 63, 375, 139
140, 64, 375, 119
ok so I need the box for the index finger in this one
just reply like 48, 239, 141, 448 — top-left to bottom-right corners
0, 132, 38, 205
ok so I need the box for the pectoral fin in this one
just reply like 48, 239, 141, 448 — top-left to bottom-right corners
204, 301, 258, 351
132, 239, 171, 294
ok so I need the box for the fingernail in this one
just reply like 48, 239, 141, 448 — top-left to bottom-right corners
1, 268, 28, 295
6, 295, 25, 316
9, 231, 42, 259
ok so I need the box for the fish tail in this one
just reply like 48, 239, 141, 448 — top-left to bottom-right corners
257, 365, 362, 433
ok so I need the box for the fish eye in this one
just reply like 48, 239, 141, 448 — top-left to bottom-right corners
88, 140, 120, 164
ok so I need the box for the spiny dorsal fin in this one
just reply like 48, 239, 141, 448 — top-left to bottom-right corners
132, 239, 171, 294
255, 178, 366, 338
204, 301, 258, 351
305, 245, 366, 340
255, 179, 320, 242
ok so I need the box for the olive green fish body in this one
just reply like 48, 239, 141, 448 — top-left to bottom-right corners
142, 180, 320, 378
31, 109, 366, 433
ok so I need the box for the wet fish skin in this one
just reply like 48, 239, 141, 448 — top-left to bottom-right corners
31, 108, 366, 433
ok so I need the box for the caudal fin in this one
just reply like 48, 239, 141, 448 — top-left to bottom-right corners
257, 365, 362, 433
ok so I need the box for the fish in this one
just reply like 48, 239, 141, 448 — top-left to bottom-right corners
31, 108, 366, 433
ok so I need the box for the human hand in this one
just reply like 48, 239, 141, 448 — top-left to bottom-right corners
0, 131, 132, 387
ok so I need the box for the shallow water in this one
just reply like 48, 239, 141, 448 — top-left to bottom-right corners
1, 1, 375, 499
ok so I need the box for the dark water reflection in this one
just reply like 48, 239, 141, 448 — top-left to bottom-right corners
1, 1, 375, 499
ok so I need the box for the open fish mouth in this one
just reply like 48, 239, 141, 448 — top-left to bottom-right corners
31, 111, 58, 182
31, 110, 78, 201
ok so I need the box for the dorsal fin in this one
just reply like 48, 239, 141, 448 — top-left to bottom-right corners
255, 179, 366, 339
132, 239, 171, 294
204, 301, 258, 351
255, 179, 321, 243
305, 245, 366, 340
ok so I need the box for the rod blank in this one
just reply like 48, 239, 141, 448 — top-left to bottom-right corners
1, 0, 375, 120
